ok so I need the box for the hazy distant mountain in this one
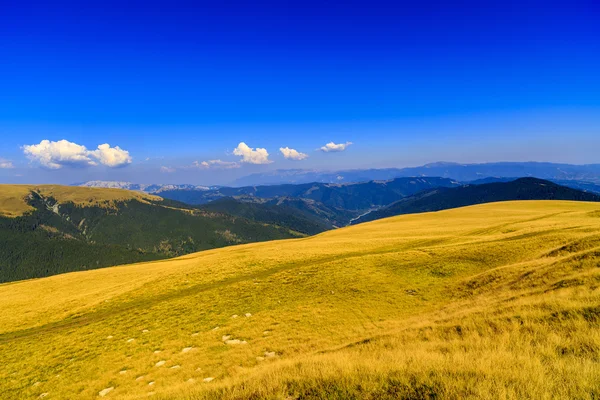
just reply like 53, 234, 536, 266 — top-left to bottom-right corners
158, 177, 461, 209
78, 162, 600, 195
353, 178, 600, 224
77, 181, 213, 193
233, 162, 600, 186
231, 168, 410, 186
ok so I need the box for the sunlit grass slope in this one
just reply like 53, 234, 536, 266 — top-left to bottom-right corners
0, 184, 161, 217
1, 201, 599, 399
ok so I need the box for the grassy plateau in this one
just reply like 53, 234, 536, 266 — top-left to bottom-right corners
0, 185, 162, 217
0, 200, 599, 399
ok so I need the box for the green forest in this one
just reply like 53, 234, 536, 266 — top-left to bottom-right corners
0, 191, 301, 283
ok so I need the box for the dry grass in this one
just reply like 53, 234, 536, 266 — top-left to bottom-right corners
0, 201, 599, 399
0, 185, 35, 217
0, 184, 162, 217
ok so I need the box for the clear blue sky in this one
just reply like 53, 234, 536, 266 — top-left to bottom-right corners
1, 0, 599, 184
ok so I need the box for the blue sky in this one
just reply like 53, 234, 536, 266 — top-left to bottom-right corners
1, 0, 599, 185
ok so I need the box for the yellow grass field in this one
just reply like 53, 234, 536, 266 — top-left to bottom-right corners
1, 201, 599, 399
0, 184, 161, 217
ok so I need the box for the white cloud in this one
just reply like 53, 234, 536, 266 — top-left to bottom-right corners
0, 159, 14, 169
279, 147, 308, 161
233, 142, 272, 164
22, 140, 132, 169
192, 159, 239, 169
23, 140, 96, 169
160, 166, 176, 173
89, 143, 132, 168
319, 141, 353, 152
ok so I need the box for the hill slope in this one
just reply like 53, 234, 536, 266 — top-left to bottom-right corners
355, 178, 600, 223
0, 185, 303, 283
1, 201, 599, 399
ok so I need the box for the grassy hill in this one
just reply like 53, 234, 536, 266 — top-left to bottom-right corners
355, 177, 600, 223
0, 200, 598, 399
0, 185, 304, 283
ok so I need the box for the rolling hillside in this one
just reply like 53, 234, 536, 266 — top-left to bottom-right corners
355, 177, 600, 223
0, 185, 304, 283
1, 201, 598, 399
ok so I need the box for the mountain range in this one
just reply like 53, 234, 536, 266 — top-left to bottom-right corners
77, 162, 600, 196
157, 177, 461, 207
77, 181, 215, 193
231, 162, 600, 186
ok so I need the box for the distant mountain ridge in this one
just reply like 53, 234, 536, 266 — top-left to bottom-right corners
76, 162, 600, 194
158, 177, 461, 209
354, 178, 600, 224
77, 181, 215, 193
233, 162, 600, 186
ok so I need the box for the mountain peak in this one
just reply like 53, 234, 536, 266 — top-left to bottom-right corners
422, 162, 463, 168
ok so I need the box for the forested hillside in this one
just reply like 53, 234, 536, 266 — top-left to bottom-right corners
201, 196, 361, 231
0, 185, 303, 283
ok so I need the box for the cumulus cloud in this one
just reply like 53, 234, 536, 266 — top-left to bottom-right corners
192, 159, 239, 169
23, 140, 96, 169
233, 142, 272, 164
0, 159, 14, 169
279, 147, 308, 161
319, 141, 353, 152
160, 166, 176, 173
22, 140, 132, 169
89, 143, 132, 167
